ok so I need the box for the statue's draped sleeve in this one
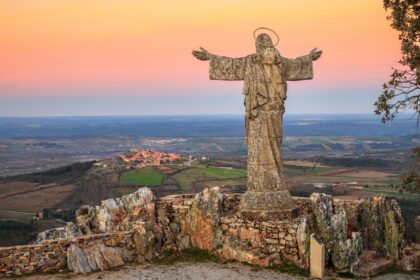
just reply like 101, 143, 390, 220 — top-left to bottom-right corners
209, 55, 248, 81
283, 55, 313, 81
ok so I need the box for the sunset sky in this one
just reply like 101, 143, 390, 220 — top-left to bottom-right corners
0, 0, 401, 116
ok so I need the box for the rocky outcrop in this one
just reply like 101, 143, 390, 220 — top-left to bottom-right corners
359, 196, 406, 260
0, 231, 135, 277
309, 193, 407, 274
76, 188, 155, 234
67, 243, 129, 273
184, 187, 223, 251
397, 244, 420, 272
37, 227, 66, 243
0, 188, 411, 278
67, 245, 92, 274
310, 193, 363, 271
37, 222, 82, 243
296, 215, 314, 268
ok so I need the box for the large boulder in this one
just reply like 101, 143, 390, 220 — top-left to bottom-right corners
310, 193, 362, 271
67, 245, 93, 274
185, 187, 223, 250
67, 244, 129, 274
359, 196, 406, 259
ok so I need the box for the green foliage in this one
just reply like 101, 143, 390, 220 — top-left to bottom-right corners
400, 147, 420, 194
42, 208, 75, 221
375, 0, 419, 124
0, 219, 37, 246
119, 168, 163, 186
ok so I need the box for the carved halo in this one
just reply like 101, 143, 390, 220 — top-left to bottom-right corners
253, 27, 279, 47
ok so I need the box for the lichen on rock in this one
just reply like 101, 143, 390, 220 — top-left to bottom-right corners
310, 193, 362, 271
359, 196, 406, 260
185, 187, 224, 251
76, 187, 155, 234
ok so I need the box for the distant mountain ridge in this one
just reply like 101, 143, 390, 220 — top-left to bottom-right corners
0, 114, 418, 138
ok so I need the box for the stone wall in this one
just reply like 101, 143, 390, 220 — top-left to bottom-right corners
0, 187, 415, 277
0, 231, 134, 277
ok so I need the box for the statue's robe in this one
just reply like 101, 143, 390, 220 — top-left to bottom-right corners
209, 52, 313, 211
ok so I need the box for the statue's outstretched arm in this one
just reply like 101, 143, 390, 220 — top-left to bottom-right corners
192, 47, 248, 81
283, 48, 322, 81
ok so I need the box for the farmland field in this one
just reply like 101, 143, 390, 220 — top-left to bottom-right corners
196, 167, 246, 179
120, 168, 163, 186
172, 167, 246, 191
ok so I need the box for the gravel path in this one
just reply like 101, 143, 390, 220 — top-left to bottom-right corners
16, 262, 420, 280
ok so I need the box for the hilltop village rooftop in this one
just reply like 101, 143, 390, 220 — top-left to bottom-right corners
119, 149, 187, 168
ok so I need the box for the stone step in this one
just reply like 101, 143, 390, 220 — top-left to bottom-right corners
357, 257, 394, 277
358, 250, 378, 264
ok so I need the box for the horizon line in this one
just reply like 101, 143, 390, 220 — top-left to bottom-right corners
0, 113, 387, 118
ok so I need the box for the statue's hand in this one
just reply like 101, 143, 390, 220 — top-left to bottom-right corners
192, 47, 211, 61
309, 48, 322, 61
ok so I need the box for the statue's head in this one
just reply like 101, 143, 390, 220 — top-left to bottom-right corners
255, 33, 274, 52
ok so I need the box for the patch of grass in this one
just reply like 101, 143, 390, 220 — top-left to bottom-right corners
270, 261, 309, 277
172, 168, 211, 191
284, 167, 303, 174
197, 167, 246, 179
173, 167, 246, 191
154, 248, 226, 265
166, 164, 185, 170
119, 168, 163, 186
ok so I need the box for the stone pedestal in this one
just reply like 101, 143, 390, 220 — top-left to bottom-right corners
239, 189, 297, 219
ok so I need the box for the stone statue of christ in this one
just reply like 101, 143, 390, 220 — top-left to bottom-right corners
192, 31, 322, 214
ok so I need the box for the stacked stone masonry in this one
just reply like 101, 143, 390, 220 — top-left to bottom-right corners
0, 231, 134, 277
0, 187, 418, 278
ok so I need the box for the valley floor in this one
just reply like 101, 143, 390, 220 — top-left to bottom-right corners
17, 262, 420, 280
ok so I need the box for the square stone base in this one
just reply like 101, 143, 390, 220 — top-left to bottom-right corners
239, 207, 299, 221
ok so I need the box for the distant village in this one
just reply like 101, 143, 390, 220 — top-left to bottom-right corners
119, 148, 188, 168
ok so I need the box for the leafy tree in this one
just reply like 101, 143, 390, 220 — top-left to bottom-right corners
374, 0, 419, 124
376, 0, 419, 194
400, 147, 420, 194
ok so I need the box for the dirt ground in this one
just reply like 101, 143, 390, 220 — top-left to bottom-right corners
17, 262, 420, 280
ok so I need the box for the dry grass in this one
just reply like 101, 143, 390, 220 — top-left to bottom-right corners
339, 170, 398, 178
0, 181, 38, 196
284, 160, 327, 168
0, 184, 77, 212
